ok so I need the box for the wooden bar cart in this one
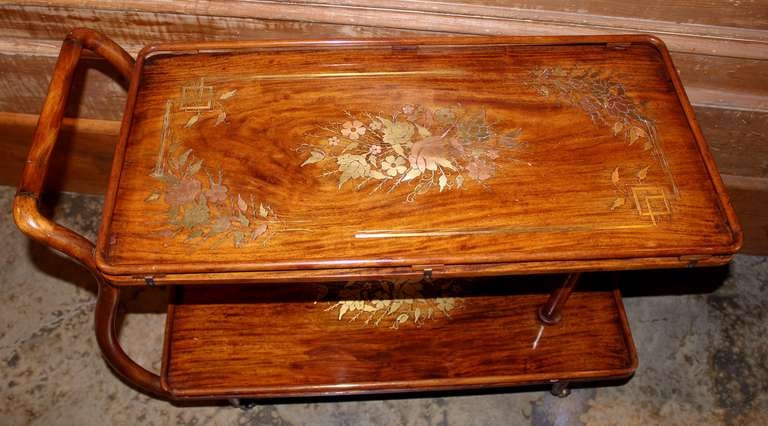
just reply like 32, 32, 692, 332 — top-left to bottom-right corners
14, 29, 741, 401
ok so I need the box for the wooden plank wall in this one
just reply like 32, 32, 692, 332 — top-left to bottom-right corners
1, 1, 766, 253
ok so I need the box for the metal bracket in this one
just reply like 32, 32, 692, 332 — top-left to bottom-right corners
411, 264, 444, 281
423, 268, 433, 281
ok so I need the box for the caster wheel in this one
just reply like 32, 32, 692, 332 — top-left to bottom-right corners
550, 381, 571, 398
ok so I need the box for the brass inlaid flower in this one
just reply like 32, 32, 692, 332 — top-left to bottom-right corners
381, 155, 407, 176
299, 105, 524, 200
320, 280, 463, 329
341, 120, 366, 140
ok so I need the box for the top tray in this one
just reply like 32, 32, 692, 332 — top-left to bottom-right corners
95, 35, 741, 284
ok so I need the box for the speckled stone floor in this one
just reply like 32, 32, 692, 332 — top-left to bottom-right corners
1, 184, 766, 425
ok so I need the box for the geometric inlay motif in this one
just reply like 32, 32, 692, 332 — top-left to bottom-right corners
180, 77, 214, 112
631, 185, 672, 225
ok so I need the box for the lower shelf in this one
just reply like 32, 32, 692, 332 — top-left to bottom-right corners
161, 275, 637, 399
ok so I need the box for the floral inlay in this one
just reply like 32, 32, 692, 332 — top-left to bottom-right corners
319, 280, 463, 329
298, 105, 523, 201
146, 80, 280, 248
529, 67, 677, 223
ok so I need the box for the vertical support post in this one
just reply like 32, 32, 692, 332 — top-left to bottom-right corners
538, 273, 581, 325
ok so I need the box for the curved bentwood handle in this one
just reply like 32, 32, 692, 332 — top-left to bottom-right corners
13, 28, 133, 271
12, 29, 168, 398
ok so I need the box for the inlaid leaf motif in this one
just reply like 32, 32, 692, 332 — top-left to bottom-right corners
233, 231, 245, 248
301, 150, 325, 167
529, 67, 676, 217
416, 123, 432, 138
381, 118, 415, 146
337, 154, 370, 189
409, 136, 456, 172
629, 126, 646, 145
219, 89, 237, 100
237, 194, 248, 212
369, 170, 388, 180
209, 217, 230, 235
611, 167, 620, 185
181, 200, 209, 228
436, 297, 456, 314
322, 280, 463, 328
342, 142, 359, 153
178, 149, 193, 167
394, 314, 409, 328
252, 223, 267, 239
338, 303, 349, 320
637, 166, 650, 181
438, 174, 448, 192
434, 107, 455, 124
392, 143, 406, 157
150, 147, 277, 248
502, 128, 522, 144
184, 114, 199, 128
214, 111, 226, 126
237, 212, 249, 226
610, 197, 626, 210
402, 168, 422, 182
149, 83, 279, 248
188, 159, 202, 176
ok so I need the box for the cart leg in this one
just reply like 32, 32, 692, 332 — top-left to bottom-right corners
95, 279, 167, 398
550, 381, 571, 398
538, 273, 581, 325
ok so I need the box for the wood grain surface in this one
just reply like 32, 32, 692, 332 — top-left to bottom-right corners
94, 36, 740, 282
2, 3, 765, 256
162, 275, 636, 398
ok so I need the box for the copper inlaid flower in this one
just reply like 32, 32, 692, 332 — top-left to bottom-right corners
165, 178, 201, 207
205, 183, 228, 204
147, 82, 281, 248
466, 159, 493, 181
